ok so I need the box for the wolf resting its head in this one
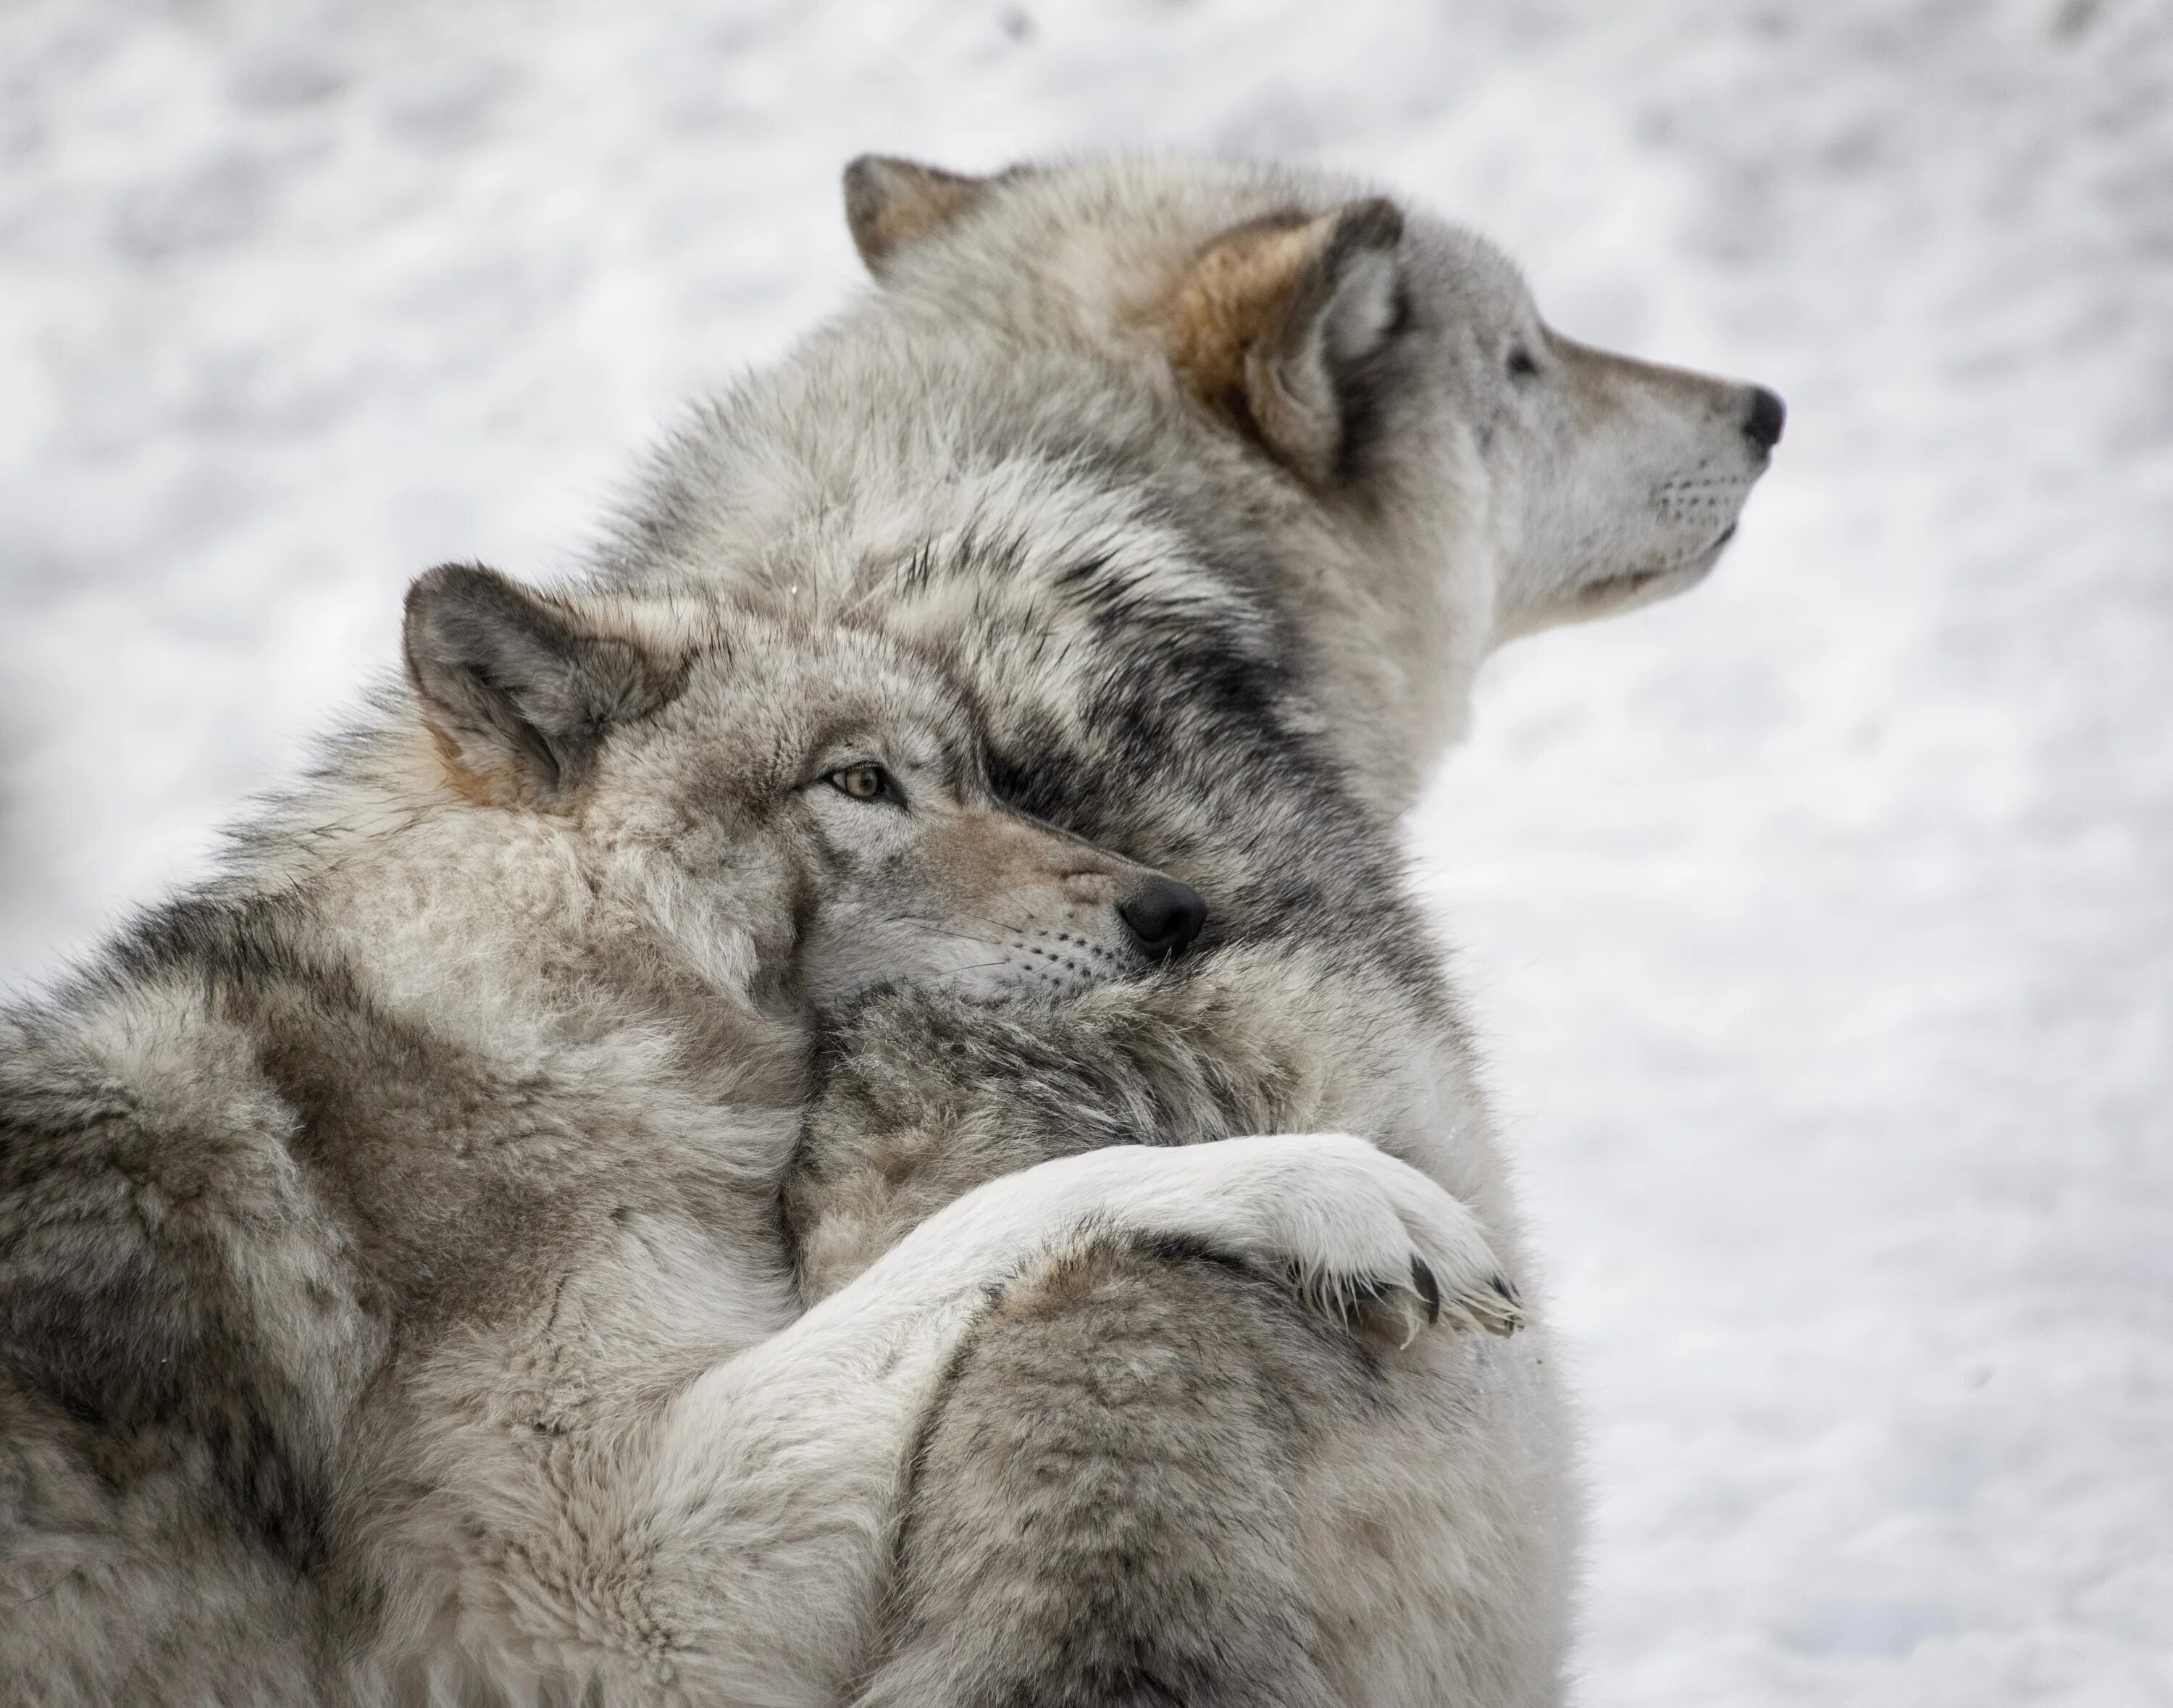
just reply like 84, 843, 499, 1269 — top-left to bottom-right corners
400, 563, 1204, 1017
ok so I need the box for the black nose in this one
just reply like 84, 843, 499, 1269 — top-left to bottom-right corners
1745, 385, 1786, 453
1118, 877, 1207, 961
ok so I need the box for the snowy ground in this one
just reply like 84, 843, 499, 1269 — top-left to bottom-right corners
2, 2, 2168, 1702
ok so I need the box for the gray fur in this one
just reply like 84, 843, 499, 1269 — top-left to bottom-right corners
0, 151, 1775, 1704
721, 153, 1778, 1706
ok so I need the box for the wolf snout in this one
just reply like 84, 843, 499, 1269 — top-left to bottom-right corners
1745, 385, 1786, 453
1118, 876, 1207, 961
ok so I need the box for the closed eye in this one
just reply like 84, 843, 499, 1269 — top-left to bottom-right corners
1507, 345, 1540, 380
826, 763, 902, 805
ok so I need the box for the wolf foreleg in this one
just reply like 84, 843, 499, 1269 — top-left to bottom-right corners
790, 938, 1504, 1305
425, 1131, 1504, 1704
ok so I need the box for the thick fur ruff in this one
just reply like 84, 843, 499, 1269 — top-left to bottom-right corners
0, 153, 1776, 1705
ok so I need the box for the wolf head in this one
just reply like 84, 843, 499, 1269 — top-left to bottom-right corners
401, 564, 1203, 1013
839, 154, 1779, 647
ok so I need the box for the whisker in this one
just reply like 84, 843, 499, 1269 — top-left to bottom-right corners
933, 958, 1028, 981
906, 926, 1014, 953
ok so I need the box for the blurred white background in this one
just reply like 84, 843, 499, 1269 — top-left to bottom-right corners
1, 2, 2167, 1702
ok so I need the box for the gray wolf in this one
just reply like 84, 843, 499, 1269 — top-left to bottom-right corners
0, 149, 1778, 1705
698, 153, 1780, 1705
0, 564, 1517, 1705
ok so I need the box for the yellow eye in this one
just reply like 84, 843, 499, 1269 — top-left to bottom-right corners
829, 765, 890, 802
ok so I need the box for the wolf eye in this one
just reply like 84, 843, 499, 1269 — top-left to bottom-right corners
1507, 345, 1540, 380
827, 764, 897, 803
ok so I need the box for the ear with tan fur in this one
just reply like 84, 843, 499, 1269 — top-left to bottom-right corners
842, 156, 989, 277
1162, 198, 1405, 484
403, 564, 679, 805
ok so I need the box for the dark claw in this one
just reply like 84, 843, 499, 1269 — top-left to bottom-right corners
1411, 1257, 1442, 1325
1491, 1273, 1520, 1307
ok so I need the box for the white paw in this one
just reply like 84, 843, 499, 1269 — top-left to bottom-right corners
1099, 1132, 1524, 1342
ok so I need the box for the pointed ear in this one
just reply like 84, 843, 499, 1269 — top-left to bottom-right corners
402, 564, 678, 804
1161, 198, 1406, 484
842, 154, 989, 277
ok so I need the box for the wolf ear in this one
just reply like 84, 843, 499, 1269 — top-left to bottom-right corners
843, 155, 989, 277
1163, 198, 1405, 485
403, 564, 677, 805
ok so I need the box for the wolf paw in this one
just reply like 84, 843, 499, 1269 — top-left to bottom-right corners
1115, 1131, 1524, 1345
1339, 1250, 1525, 1348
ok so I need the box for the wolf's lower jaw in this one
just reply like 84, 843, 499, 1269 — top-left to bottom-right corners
1584, 528, 1737, 606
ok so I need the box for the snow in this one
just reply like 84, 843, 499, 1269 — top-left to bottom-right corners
2, 1, 2168, 1701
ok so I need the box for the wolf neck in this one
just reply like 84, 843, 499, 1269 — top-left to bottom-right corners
893, 298, 1498, 810
615, 303, 1493, 816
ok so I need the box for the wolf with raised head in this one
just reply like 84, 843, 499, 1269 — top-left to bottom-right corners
687, 153, 1782, 1707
